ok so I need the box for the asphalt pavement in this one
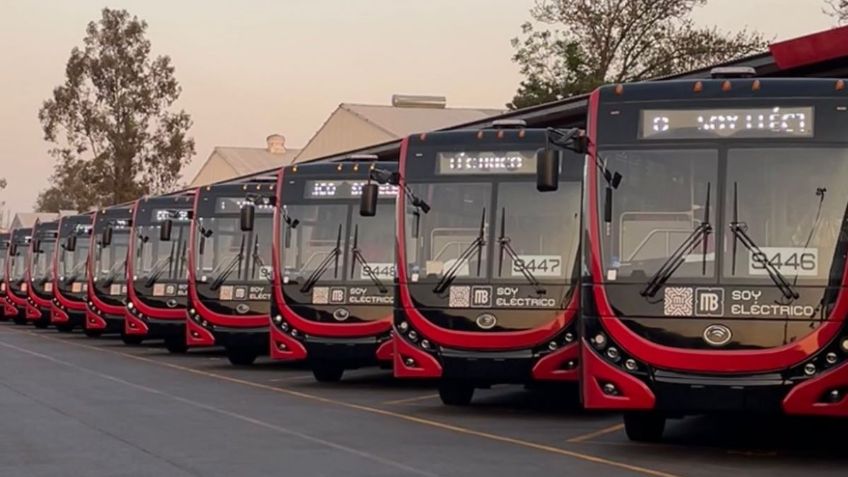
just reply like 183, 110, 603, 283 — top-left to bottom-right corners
0, 322, 846, 477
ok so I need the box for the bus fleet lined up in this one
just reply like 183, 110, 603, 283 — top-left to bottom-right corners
3, 73, 848, 441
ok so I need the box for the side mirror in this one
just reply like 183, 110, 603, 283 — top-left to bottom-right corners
9, 243, 17, 256
32, 238, 41, 254
284, 226, 293, 248
359, 183, 379, 217
101, 227, 113, 247
240, 204, 255, 231
65, 235, 77, 252
412, 210, 421, 239
160, 219, 173, 242
604, 187, 614, 223
536, 149, 561, 192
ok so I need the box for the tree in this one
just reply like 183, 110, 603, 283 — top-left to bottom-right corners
37, 8, 194, 212
825, 0, 848, 23
509, 0, 767, 109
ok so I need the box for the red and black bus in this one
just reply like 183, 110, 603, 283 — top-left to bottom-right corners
25, 219, 60, 329
581, 71, 848, 440
270, 160, 397, 381
373, 122, 585, 405
125, 193, 195, 352
5, 228, 32, 325
0, 232, 14, 321
85, 206, 133, 339
52, 213, 93, 332
186, 179, 275, 365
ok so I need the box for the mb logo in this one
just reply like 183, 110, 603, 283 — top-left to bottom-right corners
695, 288, 724, 317
470, 286, 492, 307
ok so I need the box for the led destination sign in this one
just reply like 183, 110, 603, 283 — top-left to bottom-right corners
153, 209, 191, 222
304, 180, 398, 199
215, 198, 275, 214
437, 151, 537, 175
641, 106, 813, 139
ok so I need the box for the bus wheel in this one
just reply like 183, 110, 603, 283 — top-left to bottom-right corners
226, 347, 257, 366
122, 334, 144, 346
438, 382, 474, 406
164, 337, 188, 354
623, 413, 666, 442
84, 329, 102, 338
312, 363, 344, 383
13, 317, 27, 325
33, 320, 50, 329
56, 324, 74, 333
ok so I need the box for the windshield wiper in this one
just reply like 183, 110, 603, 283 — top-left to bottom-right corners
101, 259, 127, 288
433, 208, 486, 294
300, 224, 342, 293
497, 208, 544, 295
350, 224, 387, 293
729, 182, 799, 300
641, 182, 712, 298
250, 235, 269, 281
144, 254, 173, 288
210, 235, 245, 291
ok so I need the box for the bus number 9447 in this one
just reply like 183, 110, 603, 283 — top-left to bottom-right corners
514, 255, 562, 277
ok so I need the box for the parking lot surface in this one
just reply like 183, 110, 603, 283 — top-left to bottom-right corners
0, 323, 846, 477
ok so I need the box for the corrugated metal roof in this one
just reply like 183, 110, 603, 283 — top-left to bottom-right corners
212, 146, 301, 175
10, 212, 60, 229
340, 104, 505, 137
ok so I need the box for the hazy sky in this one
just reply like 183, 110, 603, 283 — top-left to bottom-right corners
0, 0, 837, 216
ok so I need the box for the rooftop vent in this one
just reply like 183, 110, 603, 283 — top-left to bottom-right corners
266, 134, 287, 154
391, 94, 447, 109
710, 66, 756, 79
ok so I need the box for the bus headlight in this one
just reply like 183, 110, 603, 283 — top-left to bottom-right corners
804, 363, 817, 376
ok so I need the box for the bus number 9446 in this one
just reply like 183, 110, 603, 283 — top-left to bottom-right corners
749, 247, 817, 276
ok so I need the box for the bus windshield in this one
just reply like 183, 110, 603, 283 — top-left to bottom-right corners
405, 179, 581, 286
281, 202, 395, 286
137, 221, 190, 285
32, 239, 56, 281
10, 245, 27, 281
599, 147, 848, 285
95, 231, 129, 286
195, 215, 273, 287
60, 239, 90, 289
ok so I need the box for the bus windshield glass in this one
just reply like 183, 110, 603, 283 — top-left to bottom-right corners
195, 214, 273, 287
32, 238, 56, 281
137, 220, 190, 285
60, 239, 90, 288
10, 244, 26, 281
95, 231, 129, 285
405, 179, 581, 285
598, 147, 848, 285
281, 201, 395, 285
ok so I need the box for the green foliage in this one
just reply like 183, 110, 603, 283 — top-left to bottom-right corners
509, 0, 767, 109
37, 8, 194, 212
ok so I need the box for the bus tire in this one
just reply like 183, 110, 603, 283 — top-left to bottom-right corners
122, 334, 144, 346
226, 347, 257, 366
84, 329, 102, 338
56, 324, 75, 333
33, 320, 50, 329
623, 413, 666, 442
164, 336, 188, 354
312, 363, 344, 383
13, 317, 27, 325
438, 382, 474, 406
